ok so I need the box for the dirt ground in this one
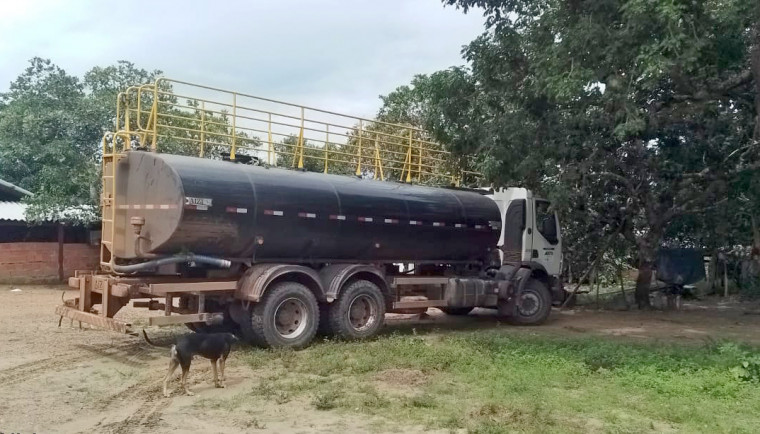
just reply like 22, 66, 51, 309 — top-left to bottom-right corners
2, 286, 760, 434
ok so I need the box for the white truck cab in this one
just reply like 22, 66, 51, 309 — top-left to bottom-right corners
487, 188, 563, 300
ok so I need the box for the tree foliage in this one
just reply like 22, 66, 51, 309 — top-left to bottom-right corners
0, 58, 266, 224
377, 0, 760, 307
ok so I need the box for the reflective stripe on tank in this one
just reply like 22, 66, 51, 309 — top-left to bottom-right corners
433, 222, 445, 227
264, 210, 284, 216
384, 218, 399, 224
226, 207, 248, 214
298, 212, 317, 218
358, 217, 373, 222
409, 220, 422, 225
118, 204, 178, 210
329, 214, 346, 220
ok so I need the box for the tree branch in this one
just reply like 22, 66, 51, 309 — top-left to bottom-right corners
669, 69, 752, 103
591, 171, 637, 196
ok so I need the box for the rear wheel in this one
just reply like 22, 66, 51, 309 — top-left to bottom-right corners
507, 278, 552, 325
440, 307, 474, 316
327, 280, 385, 340
239, 281, 319, 348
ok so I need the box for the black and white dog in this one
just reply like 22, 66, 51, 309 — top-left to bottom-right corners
143, 330, 238, 397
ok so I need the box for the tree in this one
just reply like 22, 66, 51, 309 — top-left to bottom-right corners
0, 58, 102, 223
398, 0, 760, 308
0, 59, 161, 223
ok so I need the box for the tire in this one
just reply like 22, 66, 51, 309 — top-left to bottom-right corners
327, 279, 386, 340
239, 281, 319, 349
507, 278, 552, 325
440, 307, 474, 316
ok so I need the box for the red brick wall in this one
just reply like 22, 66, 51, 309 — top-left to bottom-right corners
0, 242, 100, 283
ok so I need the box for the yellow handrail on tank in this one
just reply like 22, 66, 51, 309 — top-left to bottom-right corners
112, 78, 480, 185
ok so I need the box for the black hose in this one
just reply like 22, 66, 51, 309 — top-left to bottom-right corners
111, 254, 232, 273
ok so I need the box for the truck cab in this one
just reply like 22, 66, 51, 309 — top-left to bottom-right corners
488, 188, 564, 302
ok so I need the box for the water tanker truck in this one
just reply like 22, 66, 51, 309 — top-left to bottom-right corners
58, 79, 564, 348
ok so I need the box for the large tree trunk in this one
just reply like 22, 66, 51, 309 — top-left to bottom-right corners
634, 233, 660, 309
635, 257, 654, 309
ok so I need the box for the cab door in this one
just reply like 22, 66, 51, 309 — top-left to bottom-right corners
531, 199, 561, 275
502, 199, 526, 263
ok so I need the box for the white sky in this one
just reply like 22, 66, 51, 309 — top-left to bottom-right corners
0, 0, 485, 117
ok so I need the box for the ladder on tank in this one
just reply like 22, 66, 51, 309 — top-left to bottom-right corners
99, 131, 132, 271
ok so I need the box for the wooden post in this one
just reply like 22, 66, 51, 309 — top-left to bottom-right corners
102, 284, 110, 317
618, 263, 628, 309
724, 259, 729, 297
57, 223, 64, 282
595, 270, 601, 310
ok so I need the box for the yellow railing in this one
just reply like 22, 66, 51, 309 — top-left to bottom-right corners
112, 78, 480, 185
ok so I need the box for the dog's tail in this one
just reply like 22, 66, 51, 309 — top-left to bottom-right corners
142, 329, 167, 348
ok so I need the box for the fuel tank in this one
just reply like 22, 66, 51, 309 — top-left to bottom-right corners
113, 152, 501, 264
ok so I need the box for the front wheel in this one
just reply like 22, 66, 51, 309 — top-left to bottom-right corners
327, 280, 386, 340
507, 278, 552, 325
239, 281, 319, 349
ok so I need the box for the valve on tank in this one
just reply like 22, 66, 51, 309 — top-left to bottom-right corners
131, 216, 153, 257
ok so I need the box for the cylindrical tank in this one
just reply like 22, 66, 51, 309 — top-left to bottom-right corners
113, 152, 501, 264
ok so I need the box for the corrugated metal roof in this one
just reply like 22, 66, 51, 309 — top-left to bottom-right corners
0, 201, 28, 221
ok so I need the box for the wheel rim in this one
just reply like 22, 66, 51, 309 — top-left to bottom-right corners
517, 291, 540, 317
346, 294, 378, 332
273, 297, 309, 339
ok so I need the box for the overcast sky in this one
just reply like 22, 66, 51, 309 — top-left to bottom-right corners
0, 0, 485, 117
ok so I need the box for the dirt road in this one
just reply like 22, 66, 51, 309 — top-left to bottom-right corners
1, 285, 759, 433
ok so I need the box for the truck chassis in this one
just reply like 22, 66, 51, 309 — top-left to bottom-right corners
59, 262, 552, 347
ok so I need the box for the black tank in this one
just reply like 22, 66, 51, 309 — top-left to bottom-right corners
113, 152, 501, 264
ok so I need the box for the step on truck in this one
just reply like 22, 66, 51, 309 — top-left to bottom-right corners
57, 78, 565, 348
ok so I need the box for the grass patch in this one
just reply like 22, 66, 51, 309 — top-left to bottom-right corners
236, 332, 760, 433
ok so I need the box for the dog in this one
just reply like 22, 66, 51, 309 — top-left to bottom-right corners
142, 329, 238, 397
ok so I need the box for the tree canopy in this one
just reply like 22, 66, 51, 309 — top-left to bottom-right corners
0, 58, 161, 223
378, 0, 760, 306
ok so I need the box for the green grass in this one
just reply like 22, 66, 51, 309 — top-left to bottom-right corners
235, 332, 760, 433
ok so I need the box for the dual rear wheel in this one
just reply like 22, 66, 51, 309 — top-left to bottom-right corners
320, 279, 386, 340
238, 279, 386, 348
